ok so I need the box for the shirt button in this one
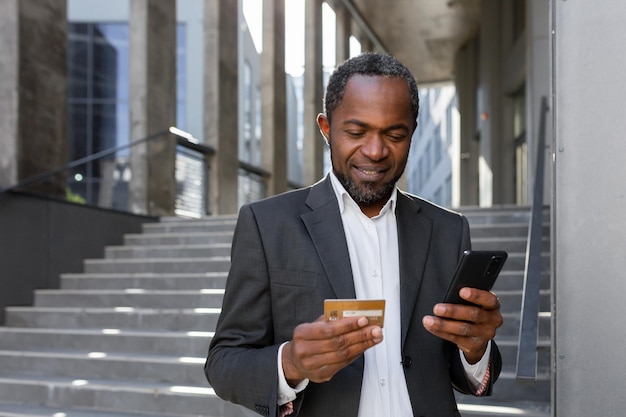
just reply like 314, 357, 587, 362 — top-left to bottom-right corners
372, 269, 378, 277
380, 379, 386, 386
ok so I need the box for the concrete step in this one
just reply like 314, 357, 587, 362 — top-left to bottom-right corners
462, 370, 551, 403
83, 257, 230, 274
456, 399, 550, 417
0, 376, 253, 417
124, 231, 234, 246
496, 252, 550, 272
5, 307, 220, 332
493, 337, 552, 373
492, 289, 551, 315
497, 311, 551, 339
159, 214, 239, 222
468, 223, 549, 239
0, 326, 548, 369
0, 350, 206, 385
461, 205, 549, 224
0, 328, 211, 357
33, 290, 224, 309
104, 244, 231, 259
141, 220, 237, 234
60, 272, 228, 290
491, 270, 551, 292
472, 236, 550, 253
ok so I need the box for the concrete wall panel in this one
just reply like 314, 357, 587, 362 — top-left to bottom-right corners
553, 1, 626, 415
0, 193, 153, 324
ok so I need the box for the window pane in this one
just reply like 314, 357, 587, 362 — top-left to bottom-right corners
68, 23, 90, 99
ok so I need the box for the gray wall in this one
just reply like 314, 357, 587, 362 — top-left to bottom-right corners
552, 1, 626, 416
0, 193, 154, 324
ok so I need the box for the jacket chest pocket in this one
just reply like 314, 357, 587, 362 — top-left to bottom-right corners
270, 269, 324, 335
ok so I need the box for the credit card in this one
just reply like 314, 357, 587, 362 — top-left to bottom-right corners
323, 299, 386, 327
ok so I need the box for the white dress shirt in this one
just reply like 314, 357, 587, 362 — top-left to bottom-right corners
277, 172, 490, 414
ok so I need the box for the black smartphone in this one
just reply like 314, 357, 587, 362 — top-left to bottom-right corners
442, 250, 508, 306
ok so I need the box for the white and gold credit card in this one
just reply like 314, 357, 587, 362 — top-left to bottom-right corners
323, 299, 386, 327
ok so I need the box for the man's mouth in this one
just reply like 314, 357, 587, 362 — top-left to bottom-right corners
355, 166, 387, 180
360, 168, 379, 175
357, 166, 386, 174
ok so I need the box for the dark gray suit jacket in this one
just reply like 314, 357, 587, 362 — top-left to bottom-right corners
205, 176, 501, 417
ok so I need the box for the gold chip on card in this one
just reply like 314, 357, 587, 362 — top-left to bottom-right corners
323, 299, 386, 327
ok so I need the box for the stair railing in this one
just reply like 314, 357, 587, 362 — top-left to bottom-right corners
516, 96, 549, 383
0, 127, 215, 217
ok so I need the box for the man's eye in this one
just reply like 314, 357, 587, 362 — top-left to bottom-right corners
387, 133, 407, 141
346, 131, 365, 138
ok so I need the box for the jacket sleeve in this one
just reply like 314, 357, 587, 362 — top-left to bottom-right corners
205, 204, 281, 417
448, 339, 503, 396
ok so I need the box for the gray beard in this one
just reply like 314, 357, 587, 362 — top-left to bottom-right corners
333, 168, 397, 206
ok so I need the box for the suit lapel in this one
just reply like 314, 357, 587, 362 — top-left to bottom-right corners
301, 177, 356, 299
396, 192, 432, 347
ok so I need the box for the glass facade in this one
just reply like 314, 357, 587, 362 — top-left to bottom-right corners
67, 23, 127, 205
66, 23, 186, 207
407, 86, 457, 207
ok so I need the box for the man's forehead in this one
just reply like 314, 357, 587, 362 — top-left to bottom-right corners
343, 75, 409, 97
340, 75, 411, 105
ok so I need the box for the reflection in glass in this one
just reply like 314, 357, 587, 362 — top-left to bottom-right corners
67, 23, 187, 209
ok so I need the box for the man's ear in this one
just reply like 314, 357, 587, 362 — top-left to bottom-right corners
317, 113, 330, 146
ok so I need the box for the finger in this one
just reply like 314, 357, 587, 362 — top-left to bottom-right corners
292, 316, 365, 344
422, 315, 490, 356
322, 320, 383, 353
434, 301, 503, 330
423, 315, 475, 337
291, 319, 383, 361
433, 302, 484, 324
289, 327, 383, 382
424, 312, 495, 338
459, 288, 500, 310
315, 331, 381, 367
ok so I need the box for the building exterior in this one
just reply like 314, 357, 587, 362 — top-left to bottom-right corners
2, 1, 626, 415
406, 85, 459, 208
64, 0, 297, 213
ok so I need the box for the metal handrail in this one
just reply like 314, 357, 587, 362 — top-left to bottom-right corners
516, 96, 549, 382
238, 160, 271, 179
0, 127, 214, 196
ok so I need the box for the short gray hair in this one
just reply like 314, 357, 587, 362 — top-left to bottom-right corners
323, 52, 419, 124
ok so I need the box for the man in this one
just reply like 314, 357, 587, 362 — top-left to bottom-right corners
206, 53, 503, 417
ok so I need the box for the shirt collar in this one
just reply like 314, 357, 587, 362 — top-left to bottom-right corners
328, 170, 397, 217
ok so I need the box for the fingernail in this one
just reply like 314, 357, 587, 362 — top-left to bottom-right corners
372, 327, 383, 343
433, 304, 445, 315
358, 317, 369, 327
422, 316, 434, 327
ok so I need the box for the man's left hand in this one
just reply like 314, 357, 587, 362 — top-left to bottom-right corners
422, 287, 503, 364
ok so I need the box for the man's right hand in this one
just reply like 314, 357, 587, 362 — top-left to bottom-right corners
281, 315, 383, 386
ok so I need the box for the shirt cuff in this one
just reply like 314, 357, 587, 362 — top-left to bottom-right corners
459, 340, 492, 390
277, 342, 309, 406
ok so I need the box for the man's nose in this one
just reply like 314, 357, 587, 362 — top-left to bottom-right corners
360, 134, 388, 161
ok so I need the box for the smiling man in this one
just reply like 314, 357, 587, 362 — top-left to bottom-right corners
205, 52, 503, 417
317, 74, 415, 217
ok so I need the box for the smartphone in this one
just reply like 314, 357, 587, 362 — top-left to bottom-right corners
442, 250, 508, 306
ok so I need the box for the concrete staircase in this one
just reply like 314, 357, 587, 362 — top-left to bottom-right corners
0, 207, 551, 417
0, 216, 254, 417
